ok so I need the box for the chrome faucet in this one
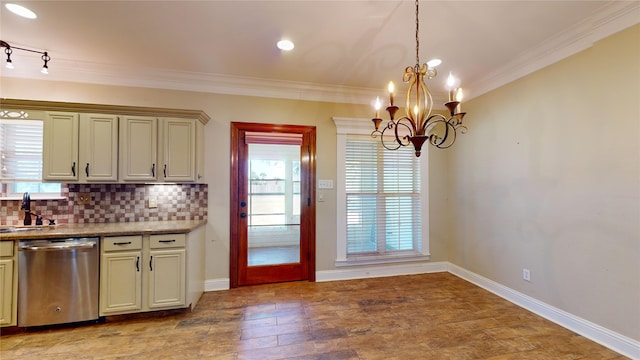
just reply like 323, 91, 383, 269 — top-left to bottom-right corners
21, 192, 32, 225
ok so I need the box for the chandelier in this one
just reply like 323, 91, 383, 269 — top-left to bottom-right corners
1, 40, 50, 74
371, 0, 467, 157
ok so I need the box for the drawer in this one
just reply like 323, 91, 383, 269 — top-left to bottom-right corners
0, 241, 14, 257
150, 234, 186, 249
102, 236, 143, 251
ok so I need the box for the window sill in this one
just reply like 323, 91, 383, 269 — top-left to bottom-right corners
0, 195, 66, 201
335, 253, 430, 267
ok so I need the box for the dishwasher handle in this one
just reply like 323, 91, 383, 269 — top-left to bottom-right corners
19, 242, 96, 251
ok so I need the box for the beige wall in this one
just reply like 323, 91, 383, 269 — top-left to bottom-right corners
447, 25, 640, 340
1, 24, 637, 342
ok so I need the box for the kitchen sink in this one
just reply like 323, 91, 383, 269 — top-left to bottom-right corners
0, 227, 44, 234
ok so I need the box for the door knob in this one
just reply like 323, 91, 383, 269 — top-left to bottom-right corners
240, 201, 247, 207
240, 213, 247, 218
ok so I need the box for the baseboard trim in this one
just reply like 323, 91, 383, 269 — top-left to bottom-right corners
446, 263, 640, 360
204, 278, 230, 292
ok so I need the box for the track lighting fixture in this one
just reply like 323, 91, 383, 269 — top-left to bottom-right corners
0, 40, 50, 74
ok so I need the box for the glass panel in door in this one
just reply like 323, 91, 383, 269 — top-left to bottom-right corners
247, 143, 301, 266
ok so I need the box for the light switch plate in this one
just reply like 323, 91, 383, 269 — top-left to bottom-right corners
318, 179, 334, 189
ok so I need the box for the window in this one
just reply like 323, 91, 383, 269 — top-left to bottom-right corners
0, 117, 61, 198
334, 117, 429, 265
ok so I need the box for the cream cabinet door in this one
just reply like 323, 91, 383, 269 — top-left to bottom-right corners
43, 112, 79, 181
79, 114, 118, 182
160, 118, 196, 182
100, 251, 142, 315
196, 121, 205, 182
119, 116, 157, 182
147, 249, 186, 309
0, 258, 14, 326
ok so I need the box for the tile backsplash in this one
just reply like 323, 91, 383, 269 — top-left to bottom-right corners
1, 183, 207, 225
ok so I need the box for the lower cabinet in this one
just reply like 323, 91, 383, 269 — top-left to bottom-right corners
100, 234, 186, 316
0, 241, 17, 327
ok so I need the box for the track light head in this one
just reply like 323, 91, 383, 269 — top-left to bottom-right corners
1, 40, 50, 73
41, 52, 50, 74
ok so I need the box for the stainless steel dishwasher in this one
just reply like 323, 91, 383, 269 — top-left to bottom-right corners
18, 237, 100, 327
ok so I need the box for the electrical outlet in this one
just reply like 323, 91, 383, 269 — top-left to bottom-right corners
522, 268, 531, 282
77, 192, 91, 205
148, 196, 158, 208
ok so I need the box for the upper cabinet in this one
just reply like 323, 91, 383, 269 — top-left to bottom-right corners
43, 112, 119, 182
119, 117, 198, 183
80, 114, 119, 182
160, 118, 196, 182
119, 116, 158, 182
43, 112, 79, 181
3, 99, 210, 184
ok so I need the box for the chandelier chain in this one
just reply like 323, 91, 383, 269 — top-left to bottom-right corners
415, 0, 419, 65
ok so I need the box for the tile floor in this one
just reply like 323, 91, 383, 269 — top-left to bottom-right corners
0, 273, 627, 359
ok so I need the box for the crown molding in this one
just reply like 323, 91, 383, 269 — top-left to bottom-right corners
468, 1, 640, 100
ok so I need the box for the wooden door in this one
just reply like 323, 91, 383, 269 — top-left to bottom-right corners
230, 122, 316, 287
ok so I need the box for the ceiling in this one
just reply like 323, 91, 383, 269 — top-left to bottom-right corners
1, 1, 638, 106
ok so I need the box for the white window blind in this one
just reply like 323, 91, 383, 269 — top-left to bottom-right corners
0, 119, 43, 181
345, 135, 422, 257
0, 118, 61, 197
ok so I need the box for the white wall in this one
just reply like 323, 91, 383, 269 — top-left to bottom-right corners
446, 25, 640, 340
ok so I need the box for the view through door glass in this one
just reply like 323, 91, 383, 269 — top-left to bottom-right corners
247, 143, 301, 266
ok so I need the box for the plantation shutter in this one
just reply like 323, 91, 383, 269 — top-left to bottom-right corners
345, 135, 422, 256
0, 119, 44, 182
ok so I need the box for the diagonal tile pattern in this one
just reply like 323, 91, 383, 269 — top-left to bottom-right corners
0, 273, 628, 359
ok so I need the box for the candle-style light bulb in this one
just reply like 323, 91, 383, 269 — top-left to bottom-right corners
374, 96, 381, 118
446, 73, 456, 101
413, 105, 419, 116
455, 88, 463, 113
388, 81, 395, 106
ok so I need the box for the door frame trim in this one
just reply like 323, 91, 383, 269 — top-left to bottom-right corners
230, 122, 316, 288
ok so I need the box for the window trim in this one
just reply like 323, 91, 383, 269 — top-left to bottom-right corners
333, 117, 430, 266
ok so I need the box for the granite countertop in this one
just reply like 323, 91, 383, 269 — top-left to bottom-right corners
0, 220, 207, 241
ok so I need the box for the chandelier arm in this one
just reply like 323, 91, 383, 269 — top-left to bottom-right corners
432, 122, 457, 149
425, 115, 469, 149
421, 114, 446, 134
372, 122, 403, 151
394, 117, 415, 146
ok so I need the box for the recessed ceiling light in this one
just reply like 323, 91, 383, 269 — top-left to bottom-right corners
277, 39, 294, 51
427, 58, 442, 68
5, 3, 37, 19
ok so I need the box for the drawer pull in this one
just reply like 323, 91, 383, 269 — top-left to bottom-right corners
136, 256, 140, 272
158, 239, 176, 243
113, 241, 132, 246
149, 256, 153, 271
